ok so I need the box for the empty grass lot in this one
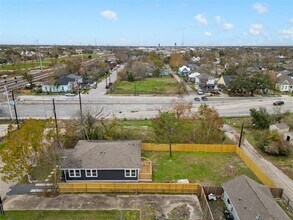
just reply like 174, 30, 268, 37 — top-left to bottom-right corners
111, 77, 179, 95
142, 151, 259, 186
224, 116, 293, 180
0, 210, 139, 220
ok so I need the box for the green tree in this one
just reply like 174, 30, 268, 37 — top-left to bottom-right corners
148, 52, 164, 76
22, 71, 34, 85
0, 119, 53, 182
250, 107, 271, 129
152, 112, 186, 157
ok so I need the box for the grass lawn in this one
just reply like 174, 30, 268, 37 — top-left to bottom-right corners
0, 210, 139, 220
225, 116, 293, 180
111, 77, 179, 95
142, 151, 259, 186
0, 143, 5, 151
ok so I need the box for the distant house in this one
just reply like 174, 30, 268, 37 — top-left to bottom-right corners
222, 175, 289, 220
276, 71, 293, 92
60, 140, 142, 182
159, 70, 170, 77
269, 123, 290, 135
191, 56, 201, 62
178, 65, 191, 77
217, 75, 233, 88
42, 74, 82, 93
188, 72, 200, 83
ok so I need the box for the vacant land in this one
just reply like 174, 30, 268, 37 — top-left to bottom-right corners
0, 210, 139, 220
111, 77, 179, 95
225, 116, 293, 179
142, 151, 258, 186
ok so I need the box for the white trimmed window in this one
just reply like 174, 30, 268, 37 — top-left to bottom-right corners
86, 169, 98, 177
68, 169, 81, 177
125, 169, 136, 177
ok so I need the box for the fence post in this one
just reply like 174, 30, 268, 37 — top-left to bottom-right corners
0, 196, 4, 215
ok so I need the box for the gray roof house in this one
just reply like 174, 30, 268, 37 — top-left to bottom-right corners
222, 175, 289, 220
60, 140, 142, 182
269, 123, 290, 135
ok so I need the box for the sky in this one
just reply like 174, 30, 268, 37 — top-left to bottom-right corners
0, 0, 292, 46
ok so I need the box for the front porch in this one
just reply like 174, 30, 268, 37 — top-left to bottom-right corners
139, 157, 152, 181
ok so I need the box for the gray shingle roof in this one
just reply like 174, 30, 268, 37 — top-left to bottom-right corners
61, 140, 141, 169
222, 175, 289, 220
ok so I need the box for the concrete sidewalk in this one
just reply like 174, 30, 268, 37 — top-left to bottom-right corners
3, 194, 203, 219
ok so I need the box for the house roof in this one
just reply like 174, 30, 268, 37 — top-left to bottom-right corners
61, 140, 141, 169
179, 65, 191, 72
276, 71, 293, 85
271, 123, 289, 130
58, 76, 76, 85
220, 75, 233, 87
222, 175, 289, 220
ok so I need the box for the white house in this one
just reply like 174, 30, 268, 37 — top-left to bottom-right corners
178, 65, 191, 77
191, 56, 201, 62
42, 74, 82, 93
188, 72, 200, 82
276, 71, 293, 92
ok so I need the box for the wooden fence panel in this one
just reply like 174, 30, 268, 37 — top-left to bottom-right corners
235, 148, 276, 188
58, 182, 200, 194
142, 143, 236, 152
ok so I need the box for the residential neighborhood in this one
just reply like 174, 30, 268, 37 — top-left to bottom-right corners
0, 0, 293, 220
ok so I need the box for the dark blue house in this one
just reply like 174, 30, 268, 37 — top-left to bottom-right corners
60, 140, 142, 182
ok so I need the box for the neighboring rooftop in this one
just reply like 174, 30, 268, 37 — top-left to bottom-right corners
222, 175, 289, 220
270, 123, 290, 130
61, 140, 141, 169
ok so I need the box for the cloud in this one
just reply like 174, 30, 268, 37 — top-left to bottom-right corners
215, 16, 221, 23
195, 14, 208, 25
279, 27, 293, 39
204, 32, 212, 36
223, 23, 234, 30
252, 3, 268, 14
243, 32, 248, 36
289, 18, 293, 23
101, 10, 117, 21
249, 24, 264, 35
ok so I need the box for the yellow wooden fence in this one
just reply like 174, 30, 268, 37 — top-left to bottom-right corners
235, 147, 276, 188
58, 182, 200, 194
142, 143, 236, 152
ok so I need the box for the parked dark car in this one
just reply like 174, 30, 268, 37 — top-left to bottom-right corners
273, 101, 284, 106
224, 209, 234, 220
201, 96, 208, 101
194, 97, 200, 101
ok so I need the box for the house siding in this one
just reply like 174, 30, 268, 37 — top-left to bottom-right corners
63, 169, 139, 182
223, 191, 240, 220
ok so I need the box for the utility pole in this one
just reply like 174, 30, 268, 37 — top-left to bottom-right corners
52, 98, 59, 144
4, 85, 13, 121
0, 196, 4, 215
238, 122, 244, 148
11, 90, 19, 129
78, 85, 82, 124
36, 40, 43, 71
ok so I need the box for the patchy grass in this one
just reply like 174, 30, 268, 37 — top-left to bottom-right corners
142, 151, 259, 186
0, 210, 139, 220
276, 199, 293, 219
112, 77, 179, 95
0, 143, 5, 151
225, 116, 293, 180
120, 119, 154, 127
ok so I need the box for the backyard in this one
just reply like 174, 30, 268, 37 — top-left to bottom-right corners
111, 77, 180, 95
0, 210, 139, 220
142, 151, 259, 186
224, 116, 293, 179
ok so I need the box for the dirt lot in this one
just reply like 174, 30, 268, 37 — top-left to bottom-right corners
4, 194, 203, 220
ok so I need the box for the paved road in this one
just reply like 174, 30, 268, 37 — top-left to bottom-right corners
224, 124, 293, 208
0, 95, 292, 120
